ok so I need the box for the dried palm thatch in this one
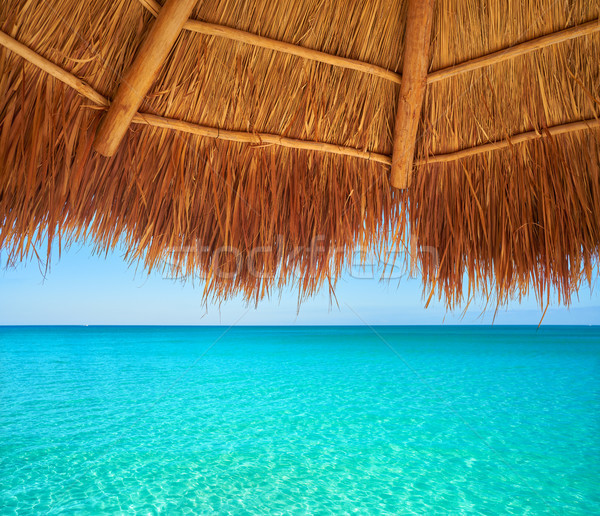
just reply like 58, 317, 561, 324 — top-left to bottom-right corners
0, 0, 598, 309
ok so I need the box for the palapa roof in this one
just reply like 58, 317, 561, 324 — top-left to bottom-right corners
0, 0, 599, 309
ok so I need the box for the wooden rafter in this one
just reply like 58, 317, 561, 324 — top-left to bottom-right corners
138, 0, 401, 84
0, 31, 390, 165
415, 119, 600, 165
428, 19, 600, 84
390, 0, 435, 189
1, 29, 598, 169
139, 0, 599, 87
93, 0, 197, 157
0, 31, 108, 107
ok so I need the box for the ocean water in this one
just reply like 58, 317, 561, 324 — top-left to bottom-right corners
0, 326, 598, 515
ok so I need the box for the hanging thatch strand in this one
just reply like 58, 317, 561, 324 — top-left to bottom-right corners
390, 0, 435, 189
0, 0, 403, 305
414, 0, 600, 309
0, 0, 598, 311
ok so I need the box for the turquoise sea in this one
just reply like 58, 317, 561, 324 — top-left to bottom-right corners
0, 326, 598, 514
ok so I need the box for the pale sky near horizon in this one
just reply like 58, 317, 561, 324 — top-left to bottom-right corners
1, 240, 599, 325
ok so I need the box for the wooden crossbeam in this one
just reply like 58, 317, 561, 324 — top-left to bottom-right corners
139, 0, 599, 87
0, 31, 108, 107
1, 30, 598, 170
428, 19, 600, 84
138, 0, 401, 85
415, 119, 600, 165
93, 0, 197, 157
389, 0, 435, 189
0, 31, 390, 166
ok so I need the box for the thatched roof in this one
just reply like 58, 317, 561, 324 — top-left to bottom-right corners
0, 0, 598, 308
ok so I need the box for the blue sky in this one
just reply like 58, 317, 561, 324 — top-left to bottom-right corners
1, 240, 598, 325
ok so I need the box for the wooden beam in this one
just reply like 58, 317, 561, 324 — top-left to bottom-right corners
415, 118, 600, 165
390, 0, 435, 189
2, 31, 598, 170
428, 18, 600, 84
0, 31, 108, 107
93, 0, 197, 157
133, 113, 392, 164
137, 0, 401, 84
0, 31, 390, 166
139, 1, 599, 87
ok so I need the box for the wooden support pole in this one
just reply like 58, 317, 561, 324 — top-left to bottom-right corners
93, 0, 197, 157
390, 0, 435, 190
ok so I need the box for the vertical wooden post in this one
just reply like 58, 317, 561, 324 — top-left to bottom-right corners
93, 0, 197, 157
390, 0, 435, 190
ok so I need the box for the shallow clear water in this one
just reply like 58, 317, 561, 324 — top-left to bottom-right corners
0, 326, 598, 514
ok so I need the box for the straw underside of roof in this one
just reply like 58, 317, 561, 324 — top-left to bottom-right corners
415, 0, 600, 308
0, 0, 598, 308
